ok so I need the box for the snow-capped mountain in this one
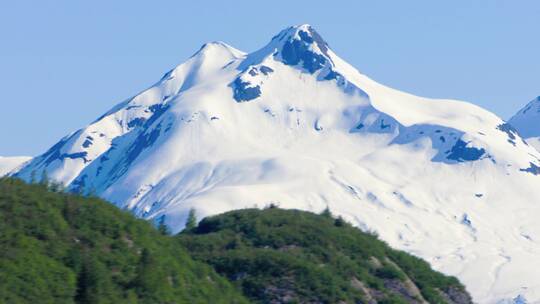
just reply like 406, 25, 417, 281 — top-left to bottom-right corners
509, 96, 540, 151
0, 156, 30, 177
13, 24, 540, 303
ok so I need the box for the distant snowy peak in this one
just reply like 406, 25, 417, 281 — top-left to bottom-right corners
245, 24, 332, 67
509, 96, 540, 136
14, 24, 540, 188
0, 156, 31, 177
14, 40, 243, 186
509, 96, 540, 150
231, 25, 539, 170
236, 24, 345, 99
270, 24, 333, 72
11, 25, 540, 302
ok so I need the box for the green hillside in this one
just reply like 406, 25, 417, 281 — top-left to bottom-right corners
0, 177, 473, 303
179, 207, 473, 304
0, 178, 248, 304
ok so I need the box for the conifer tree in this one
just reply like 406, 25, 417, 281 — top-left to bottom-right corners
185, 208, 197, 230
157, 215, 169, 235
320, 206, 332, 218
76, 254, 113, 304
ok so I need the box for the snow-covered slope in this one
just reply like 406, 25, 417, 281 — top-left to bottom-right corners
509, 96, 540, 151
13, 25, 540, 303
0, 156, 30, 177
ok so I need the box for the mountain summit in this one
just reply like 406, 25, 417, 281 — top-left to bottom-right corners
12, 25, 540, 303
509, 96, 540, 150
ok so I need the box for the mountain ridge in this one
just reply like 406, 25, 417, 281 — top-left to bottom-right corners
11, 24, 540, 303
508, 96, 540, 151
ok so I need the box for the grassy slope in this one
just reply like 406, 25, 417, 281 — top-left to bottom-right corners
0, 178, 248, 304
179, 207, 473, 304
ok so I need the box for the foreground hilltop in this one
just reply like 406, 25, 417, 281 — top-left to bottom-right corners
0, 178, 247, 303
0, 178, 471, 303
11, 24, 540, 302
179, 207, 472, 304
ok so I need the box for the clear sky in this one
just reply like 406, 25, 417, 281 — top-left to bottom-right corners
0, 0, 539, 156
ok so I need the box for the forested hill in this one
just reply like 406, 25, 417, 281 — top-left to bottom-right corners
0, 178, 248, 304
179, 208, 473, 304
0, 177, 473, 303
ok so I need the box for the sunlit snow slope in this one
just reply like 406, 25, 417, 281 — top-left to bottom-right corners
0, 156, 30, 177
14, 25, 540, 303
509, 96, 540, 152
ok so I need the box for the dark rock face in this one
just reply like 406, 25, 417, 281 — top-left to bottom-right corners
232, 78, 261, 102
82, 136, 94, 148
497, 122, 526, 146
119, 103, 171, 172
447, 139, 486, 162
383, 279, 424, 303
146, 104, 169, 127
323, 69, 342, 81
281, 36, 328, 73
127, 117, 146, 128
439, 286, 474, 304
61, 152, 89, 163
231, 65, 273, 102
70, 103, 172, 191
520, 162, 540, 175
259, 66, 274, 75
39, 137, 71, 166
278, 27, 331, 74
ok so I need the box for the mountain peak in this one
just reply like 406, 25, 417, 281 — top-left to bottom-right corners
13, 25, 540, 303
272, 24, 323, 42
192, 41, 245, 59
509, 96, 540, 139
271, 24, 330, 58
238, 24, 334, 75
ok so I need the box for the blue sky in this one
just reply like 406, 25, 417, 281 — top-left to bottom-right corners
0, 0, 539, 156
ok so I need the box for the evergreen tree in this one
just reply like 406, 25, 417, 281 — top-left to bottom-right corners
49, 181, 64, 193
320, 206, 332, 218
134, 248, 164, 302
76, 254, 114, 304
157, 215, 169, 235
266, 202, 278, 209
0, 178, 248, 304
334, 216, 346, 227
185, 208, 197, 230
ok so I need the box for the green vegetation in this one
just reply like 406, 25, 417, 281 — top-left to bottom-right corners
179, 208, 472, 304
0, 178, 248, 304
185, 208, 198, 231
0, 177, 472, 303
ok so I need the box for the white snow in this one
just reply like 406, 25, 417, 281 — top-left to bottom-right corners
12, 24, 540, 303
0, 156, 31, 177
509, 96, 540, 152
509, 97, 540, 138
